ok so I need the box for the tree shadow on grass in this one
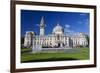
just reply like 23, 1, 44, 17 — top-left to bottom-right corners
21, 57, 78, 63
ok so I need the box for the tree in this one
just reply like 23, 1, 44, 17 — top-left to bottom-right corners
86, 35, 89, 47
21, 37, 24, 45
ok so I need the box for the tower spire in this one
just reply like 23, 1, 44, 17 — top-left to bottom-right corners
40, 16, 45, 36
40, 16, 45, 27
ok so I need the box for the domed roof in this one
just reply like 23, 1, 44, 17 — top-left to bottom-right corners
52, 23, 64, 35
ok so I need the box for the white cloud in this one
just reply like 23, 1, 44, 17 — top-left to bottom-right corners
79, 13, 87, 16
77, 21, 83, 24
65, 24, 70, 28
77, 19, 89, 26
64, 24, 75, 35
85, 19, 89, 25
64, 29, 74, 33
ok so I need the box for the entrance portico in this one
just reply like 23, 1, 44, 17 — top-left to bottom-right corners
57, 41, 64, 47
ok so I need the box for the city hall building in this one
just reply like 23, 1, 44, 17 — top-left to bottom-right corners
23, 17, 88, 52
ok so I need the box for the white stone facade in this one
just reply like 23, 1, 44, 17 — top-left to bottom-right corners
24, 17, 88, 49
24, 31, 34, 47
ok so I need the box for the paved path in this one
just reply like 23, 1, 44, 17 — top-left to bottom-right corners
41, 48, 80, 53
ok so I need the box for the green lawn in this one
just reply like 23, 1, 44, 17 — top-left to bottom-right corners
21, 47, 89, 63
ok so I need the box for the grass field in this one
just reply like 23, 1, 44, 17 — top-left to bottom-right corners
21, 47, 89, 63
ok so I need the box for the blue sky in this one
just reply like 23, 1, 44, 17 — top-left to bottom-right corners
21, 10, 89, 37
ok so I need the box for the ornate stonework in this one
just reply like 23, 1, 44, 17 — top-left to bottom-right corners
24, 17, 88, 53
